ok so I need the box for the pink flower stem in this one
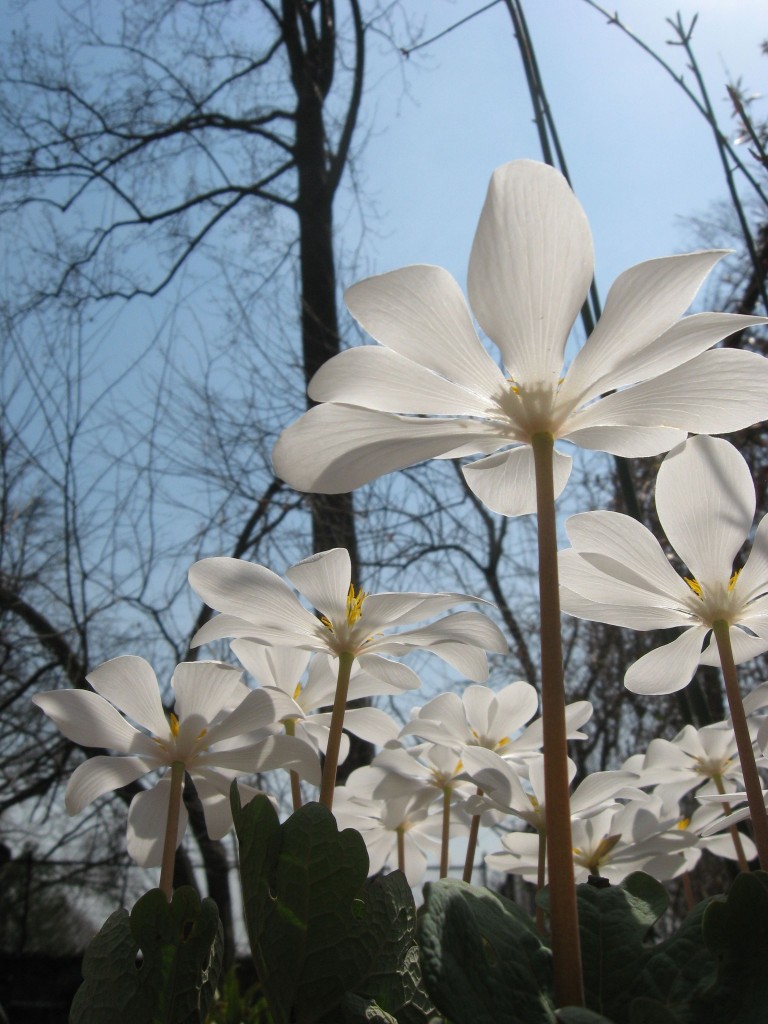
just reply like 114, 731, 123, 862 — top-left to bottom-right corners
284, 719, 303, 812
532, 432, 584, 1008
713, 620, 768, 869
159, 760, 185, 901
462, 786, 484, 883
440, 787, 452, 878
319, 651, 355, 811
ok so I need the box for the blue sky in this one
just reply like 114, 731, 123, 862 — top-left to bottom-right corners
347, 0, 766, 306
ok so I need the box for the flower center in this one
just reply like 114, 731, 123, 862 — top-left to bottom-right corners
682, 570, 742, 622
500, 377, 569, 439
321, 582, 367, 632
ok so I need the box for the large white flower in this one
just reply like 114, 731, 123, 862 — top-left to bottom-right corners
33, 656, 320, 865
559, 435, 768, 694
273, 160, 768, 516
189, 547, 507, 684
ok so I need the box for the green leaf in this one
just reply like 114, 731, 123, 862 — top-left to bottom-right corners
418, 878, 555, 1024
345, 872, 435, 1024
232, 791, 373, 1024
573, 872, 669, 1019
688, 869, 768, 1023
70, 886, 223, 1024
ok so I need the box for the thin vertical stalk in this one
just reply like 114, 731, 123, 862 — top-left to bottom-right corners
284, 719, 303, 812
397, 827, 405, 874
713, 620, 768, 869
159, 760, 186, 901
463, 786, 484, 883
531, 431, 584, 1008
319, 651, 355, 810
712, 773, 750, 872
536, 828, 547, 935
440, 787, 452, 878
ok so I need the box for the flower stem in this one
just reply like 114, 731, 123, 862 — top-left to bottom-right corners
712, 772, 750, 872
159, 760, 185, 901
319, 651, 355, 811
462, 786, 483, 883
531, 432, 584, 1008
713, 619, 768, 869
440, 787, 452, 878
284, 719, 303, 812
397, 826, 405, 874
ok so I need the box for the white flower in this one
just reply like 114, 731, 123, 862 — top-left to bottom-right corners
273, 160, 768, 516
230, 641, 400, 755
559, 435, 768, 693
189, 547, 507, 684
636, 722, 743, 805
33, 656, 320, 865
399, 681, 592, 767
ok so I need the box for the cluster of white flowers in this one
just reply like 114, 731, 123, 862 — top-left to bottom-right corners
31, 159, 768, 922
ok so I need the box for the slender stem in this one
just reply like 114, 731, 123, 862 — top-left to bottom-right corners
462, 786, 484, 883
284, 719, 303, 812
159, 760, 186, 901
319, 651, 355, 810
439, 787, 452, 878
712, 772, 750, 872
531, 432, 584, 1008
536, 828, 547, 935
682, 871, 697, 912
396, 826, 405, 874
713, 620, 768, 869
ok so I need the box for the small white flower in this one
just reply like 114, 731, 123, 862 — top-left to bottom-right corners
33, 656, 320, 865
559, 435, 768, 693
189, 547, 507, 684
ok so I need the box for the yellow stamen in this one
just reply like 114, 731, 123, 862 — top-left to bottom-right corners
346, 583, 366, 625
684, 577, 703, 598
729, 569, 741, 592
496, 736, 510, 749
293, 682, 302, 701
677, 817, 690, 831
169, 713, 180, 737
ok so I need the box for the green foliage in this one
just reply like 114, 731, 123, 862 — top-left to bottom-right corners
231, 790, 434, 1024
418, 878, 555, 1023
69, 886, 223, 1024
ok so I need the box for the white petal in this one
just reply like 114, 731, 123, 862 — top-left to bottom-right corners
564, 424, 686, 457
189, 557, 318, 638
699, 626, 768, 667
564, 511, 690, 601
85, 656, 168, 737
171, 661, 244, 727
33, 689, 156, 754
624, 627, 708, 694
230, 641, 311, 692
210, 734, 322, 787
559, 583, 689, 630
189, 771, 238, 841
285, 548, 351, 623
736, 515, 768, 603
65, 755, 155, 814
341, 707, 400, 745
204, 688, 281, 746
354, 654, 422, 693
343, 264, 505, 398
273, 404, 505, 494
656, 436, 754, 582
127, 780, 188, 868
468, 160, 593, 382
463, 445, 572, 517
566, 349, 768, 435
309, 346, 498, 417
562, 252, 728, 403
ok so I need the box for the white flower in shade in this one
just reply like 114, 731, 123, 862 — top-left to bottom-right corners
633, 722, 743, 806
32, 656, 321, 866
273, 159, 768, 516
461, 752, 638, 831
399, 681, 592, 767
559, 435, 768, 694
487, 795, 697, 885
230, 641, 400, 756
189, 547, 507, 684
333, 767, 468, 885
